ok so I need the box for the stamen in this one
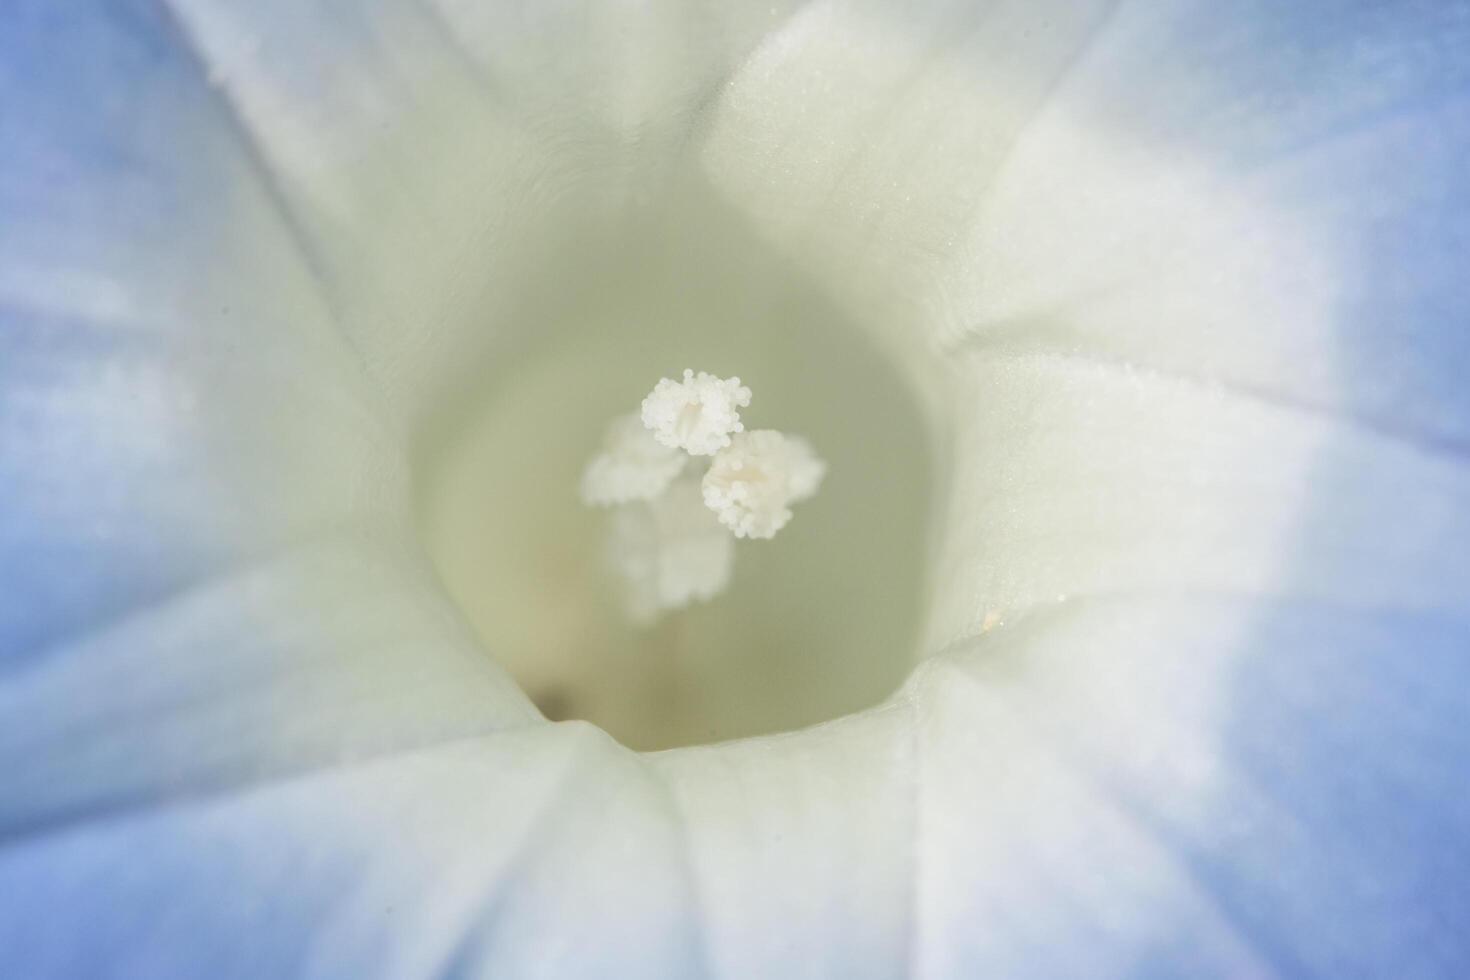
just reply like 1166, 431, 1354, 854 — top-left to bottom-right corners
702, 430, 827, 540
606, 478, 734, 622
641, 369, 752, 456
580, 412, 686, 506
586, 372, 825, 621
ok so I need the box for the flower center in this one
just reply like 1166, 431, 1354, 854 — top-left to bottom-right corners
413, 186, 934, 750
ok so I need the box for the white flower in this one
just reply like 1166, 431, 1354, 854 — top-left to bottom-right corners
640, 370, 751, 456
580, 413, 686, 506
5, 1, 1470, 977
702, 430, 827, 539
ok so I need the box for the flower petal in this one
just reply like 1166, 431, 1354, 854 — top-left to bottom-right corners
0, 0, 536, 835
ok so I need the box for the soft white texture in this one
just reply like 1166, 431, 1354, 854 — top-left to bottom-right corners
589, 375, 825, 618
606, 478, 734, 621
702, 430, 826, 540
640, 369, 752, 456
6, 0, 1470, 977
778, 434, 827, 503
580, 412, 687, 506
